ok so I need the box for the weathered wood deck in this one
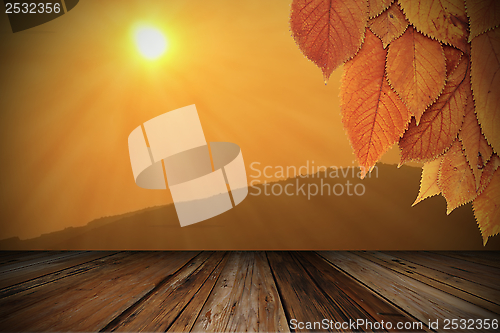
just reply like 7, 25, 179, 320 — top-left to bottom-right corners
0, 251, 499, 332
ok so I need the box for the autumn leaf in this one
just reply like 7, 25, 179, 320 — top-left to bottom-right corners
368, 0, 393, 18
459, 93, 494, 189
438, 139, 477, 214
412, 157, 443, 206
341, 29, 411, 178
471, 27, 500, 155
399, 54, 469, 163
443, 45, 463, 77
473, 167, 500, 245
398, 0, 469, 52
465, 0, 500, 42
477, 154, 500, 195
368, 1, 409, 48
289, 0, 500, 245
290, 0, 368, 82
386, 26, 446, 123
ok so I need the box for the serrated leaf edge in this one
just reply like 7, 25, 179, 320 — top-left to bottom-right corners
437, 140, 478, 215
385, 28, 447, 125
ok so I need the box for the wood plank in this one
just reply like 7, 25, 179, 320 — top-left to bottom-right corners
0, 252, 120, 299
0, 252, 133, 317
0, 251, 53, 267
0, 251, 82, 277
192, 252, 289, 332
0, 251, 117, 290
357, 252, 500, 314
435, 252, 500, 269
167, 252, 229, 332
297, 252, 428, 332
320, 252, 500, 332
0, 251, 198, 332
389, 252, 500, 291
109, 251, 225, 332
267, 251, 355, 332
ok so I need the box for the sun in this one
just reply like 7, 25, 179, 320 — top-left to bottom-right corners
134, 26, 168, 60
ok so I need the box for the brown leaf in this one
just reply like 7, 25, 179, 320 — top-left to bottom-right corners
443, 45, 463, 77
473, 167, 500, 245
399, 54, 468, 163
341, 29, 411, 178
438, 139, 477, 214
465, 0, 500, 42
477, 154, 500, 195
471, 27, 500, 155
290, 0, 368, 82
368, 2, 409, 48
459, 93, 494, 189
398, 0, 469, 52
412, 157, 443, 206
386, 26, 446, 123
368, 0, 394, 18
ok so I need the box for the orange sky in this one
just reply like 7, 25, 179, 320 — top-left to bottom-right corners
0, 0, 407, 240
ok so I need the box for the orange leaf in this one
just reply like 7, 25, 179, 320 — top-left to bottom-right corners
443, 45, 463, 77
341, 29, 411, 178
412, 157, 443, 206
368, 1, 409, 48
399, 54, 468, 163
473, 167, 500, 245
368, 0, 394, 18
438, 140, 477, 214
471, 27, 500, 155
477, 154, 500, 195
386, 26, 446, 123
459, 93, 494, 189
290, 0, 368, 82
398, 0, 469, 52
465, 0, 500, 42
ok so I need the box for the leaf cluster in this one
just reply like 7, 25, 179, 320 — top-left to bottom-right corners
290, 0, 500, 244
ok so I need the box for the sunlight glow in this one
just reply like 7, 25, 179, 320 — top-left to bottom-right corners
134, 26, 167, 60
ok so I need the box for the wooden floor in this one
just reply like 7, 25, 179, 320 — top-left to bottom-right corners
0, 252, 499, 332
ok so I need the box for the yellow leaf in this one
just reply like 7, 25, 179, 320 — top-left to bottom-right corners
386, 26, 446, 124
473, 167, 500, 245
443, 45, 463, 77
412, 157, 443, 206
368, 1, 409, 48
368, 0, 394, 18
471, 27, 500, 155
465, 0, 500, 42
341, 29, 411, 178
399, 0, 469, 52
290, 0, 368, 82
399, 54, 468, 163
459, 93, 494, 189
477, 154, 500, 195
438, 140, 477, 214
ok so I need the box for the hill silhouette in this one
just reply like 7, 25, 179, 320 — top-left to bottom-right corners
1, 164, 498, 250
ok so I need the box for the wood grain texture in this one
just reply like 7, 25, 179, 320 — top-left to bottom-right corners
0, 251, 198, 332
389, 252, 500, 291
167, 252, 230, 332
319, 251, 500, 330
0, 251, 497, 332
267, 251, 348, 332
111, 251, 226, 332
192, 252, 289, 332
434, 251, 500, 269
0, 251, 61, 267
0, 251, 116, 290
0, 252, 119, 299
361, 252, 500, 314
294, 251, 429, 332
